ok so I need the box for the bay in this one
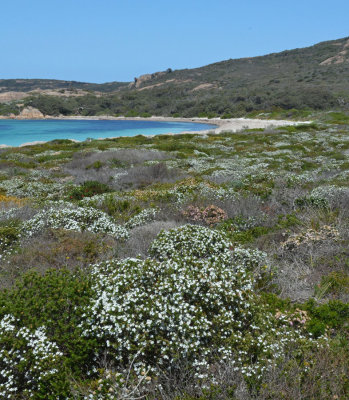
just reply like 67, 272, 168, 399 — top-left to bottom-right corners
0, 119, 215, 147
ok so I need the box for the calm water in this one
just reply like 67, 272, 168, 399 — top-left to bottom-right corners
0, 119, 215, 147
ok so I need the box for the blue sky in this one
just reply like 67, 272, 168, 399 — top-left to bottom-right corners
1, 0, 348, 83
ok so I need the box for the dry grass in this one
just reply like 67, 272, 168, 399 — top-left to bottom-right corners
0, 229, 118, 288
119, 220, 180, 258
114, 163, 185, 190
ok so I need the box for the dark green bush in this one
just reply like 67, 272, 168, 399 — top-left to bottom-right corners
0, 268, 95, 375
0, 225, 21, 250
99, 196, 141, 220
294, 196, 328, 209
86, 160, 103, 170
304, 299, 349, 337
67, 180, 112, 200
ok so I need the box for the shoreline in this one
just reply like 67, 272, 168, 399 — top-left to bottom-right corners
0, 116, 306, 148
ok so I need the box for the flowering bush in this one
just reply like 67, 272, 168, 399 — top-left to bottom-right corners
231, 245, 267, 272
0, 222, 328, 397
125, 208, 157, 229
0, 314, 67, 398
79, 256, 255, 378
22, 204, 129, 240
0, 178, 65, 199
149, 224, 232, 262
78, 238, 322, 387
294, 186, 348, 209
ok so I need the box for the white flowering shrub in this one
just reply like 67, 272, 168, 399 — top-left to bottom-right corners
0, 178, 65, 199
125, 208, 157, 229
0, 222, 22, 264
0, 314, 67, 398
231, 245, 267, 272
22, 205, 129, 240
79, 256, 256, 377
149, 224, 232, 262
295, 185, 349, 209
310, 185, 348, 207
78, 260, 323, 384
78, 226, 322, 385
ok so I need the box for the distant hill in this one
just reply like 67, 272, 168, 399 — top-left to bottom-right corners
1, 36, 349, 117
0, 79, 128, 93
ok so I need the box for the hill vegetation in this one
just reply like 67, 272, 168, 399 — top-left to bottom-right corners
0, 115, 348, 398
1, 36, 349, 118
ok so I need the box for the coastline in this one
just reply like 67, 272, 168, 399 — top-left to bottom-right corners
0, 116, 306, 148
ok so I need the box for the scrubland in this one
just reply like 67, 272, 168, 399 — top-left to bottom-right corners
0, 113, 348, 399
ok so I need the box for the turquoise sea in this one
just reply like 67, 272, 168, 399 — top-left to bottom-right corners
0, 119, 215, 147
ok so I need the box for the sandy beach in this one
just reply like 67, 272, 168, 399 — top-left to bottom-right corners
38, 114, 305, 133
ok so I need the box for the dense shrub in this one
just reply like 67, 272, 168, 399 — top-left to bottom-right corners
79, 258, 318, 387
0, 315, 68, 398
22, 203, 129, 240
67, 180, 112, 200
0, 225, 20, 251
0, 269, 94, 397
149, 224, 232, 262
304, 299, 349, 337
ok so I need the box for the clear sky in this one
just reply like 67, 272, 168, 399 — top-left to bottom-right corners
1, 0, 348, 83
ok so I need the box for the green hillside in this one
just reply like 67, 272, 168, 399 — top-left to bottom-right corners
0, 78, 128, 93
1, 36, 349, 117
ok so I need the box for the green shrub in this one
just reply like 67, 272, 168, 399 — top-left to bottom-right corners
304, 299, 349, 337
0, 314, 69, 398
0, 225, 21, 251
140, 112, 152, 117
276, 213, 301, 229
220, 221, 272, 244
67, 180, 112, 200
320, 271, 349, 296
0, 269, 95, 395
86, 160, 103, 170
98, 197, 141, 220
327, 112, 349, 124
294, 196, 328, 209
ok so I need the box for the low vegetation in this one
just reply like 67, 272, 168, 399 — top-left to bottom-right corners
0, 115, 348, 398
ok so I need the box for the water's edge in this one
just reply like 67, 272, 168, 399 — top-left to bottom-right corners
0, 118, 218, 148
0, 116, 304, 148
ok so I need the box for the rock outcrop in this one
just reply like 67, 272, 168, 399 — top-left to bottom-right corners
133, 68, 172, 88
17, 107, 44, 119
320, 38, 349, 65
